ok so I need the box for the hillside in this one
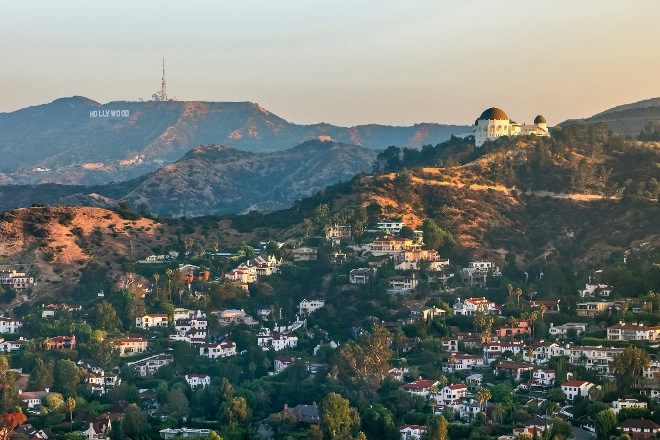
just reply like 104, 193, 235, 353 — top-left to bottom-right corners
0, 140, 378, 216
0, 97, 468, 185
562, 96, 660, 136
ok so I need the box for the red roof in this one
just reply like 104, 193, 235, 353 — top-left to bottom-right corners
447, 384, 467, 390
402, 379, 438, 390
562, 380, 589, 387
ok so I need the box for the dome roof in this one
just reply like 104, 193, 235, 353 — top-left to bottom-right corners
478, 107, 509, 121
534, 115, 547, 124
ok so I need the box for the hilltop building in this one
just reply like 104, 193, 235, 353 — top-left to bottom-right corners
474, 107, 549, 147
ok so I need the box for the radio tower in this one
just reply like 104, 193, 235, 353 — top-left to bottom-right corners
160, 58, 168, 101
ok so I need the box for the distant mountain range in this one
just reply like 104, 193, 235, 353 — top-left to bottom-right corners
0, 97, 469, 185
0, 140, 378, 217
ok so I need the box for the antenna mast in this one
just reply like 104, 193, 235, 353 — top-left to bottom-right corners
161, 58, 168, 101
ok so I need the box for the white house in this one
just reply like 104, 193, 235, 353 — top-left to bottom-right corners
607, 321, 660, 341
532, 369, 556, 387
199, 341, 236, 359
442, 353, 484, 373
298, 299, 325, 317
453, 297, 499, 316
461, 261, 501, 287
549, 323, 587, 338
87, 371, 121, 394
127, 354, 173, 377
258, 331, 298, 351
377, 220, 405, 234
135, 314, 169, 329
483, 341, 524, 364
401, 379, 439, 398
185, 374, 211, 388
0, 317, 22, 334
561, 380, 594, 401
19, 389, 49, 409
274, 356, 296, 374
611, 398, 647, 414
578, 283, 612, 298
440, 384, 468, 405
399, 424, 426, 440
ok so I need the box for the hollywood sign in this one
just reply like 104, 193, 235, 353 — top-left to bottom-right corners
89, 109, 130, 118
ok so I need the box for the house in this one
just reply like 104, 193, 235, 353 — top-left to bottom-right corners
282, 403, 320, 424
548, 322, 587, 338
461, 261, 501, 287
532, 369, 556, 387
440, 384, 468, 405
349, 268, 372, 285
494, 362, 534, 381
299, 299, 325, 317
399, 424, 426, 440
274, 356, 296, 374
483, 341, 524, 364
442, 353, 484, 373
371, 236, 414, 256
576, 301, 613, 317
409, 306, 446, 321
387, 275, 419, 294
87, 371, 121, 394
159, 428, 212, 439
185, 374, 211, 388
45, 335, 76, 350
293, 247, 318, 262
224, 266, 257, 284
214, 309, 258, 326
565, 345, 624, 377
561, 380, 594, 401
127, 354, 173, 376
377, 220, 405, 234
118, 338, 148, 356
618, 419, 660, 440
199, 341, 236, 359
0, 337, 28, 353
530, 300, 561, 312
135, 313, 169, 329
0, 316, 22, 334
440, 337, 458, 353
578, 283, 612, 298
325, 224, 352, 243
611, 399, 648, 414
0, 270, 34, 290
453, 297, 499, 316
607, 321, 660, 341
495, 321, 532, 339
401, 379, 439, 397
19, 389, 49, 409
258, 331, 298, 351
458, 400, 482, 421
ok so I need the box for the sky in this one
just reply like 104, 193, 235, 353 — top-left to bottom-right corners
2, 1, 660, 127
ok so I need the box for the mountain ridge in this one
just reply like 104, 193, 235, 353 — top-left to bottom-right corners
0, 97, 469, 185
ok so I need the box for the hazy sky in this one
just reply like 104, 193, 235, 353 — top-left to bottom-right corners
2, 1, 659, 127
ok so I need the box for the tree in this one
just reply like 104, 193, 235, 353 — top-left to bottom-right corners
66, 397, 76, 431
222, 396, 249, 426
611, 346, 651, 392
0, 412, 26, 440
54, 360, 80, 398
0, 356, 20, 412
321, 392, 353, 438
167, 387, 189, 419
93, 300, 122, 333
422, 219, 455, 251
476, 387, 492, 423
122, 403, 149, 438
428, 415, 449, 440
27, 359, 54, 391
594, 409, 617, 440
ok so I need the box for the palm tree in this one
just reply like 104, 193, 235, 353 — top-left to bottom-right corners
539, 304, 547, 322
153, 273, 160, 297
476, 387, 492, 423
66, 397, 76, 431
516, 288, 523, 308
